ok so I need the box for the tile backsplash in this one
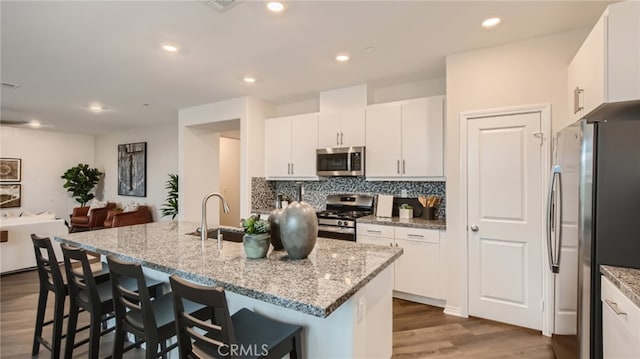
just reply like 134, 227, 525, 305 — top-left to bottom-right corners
251, 177, 446, 219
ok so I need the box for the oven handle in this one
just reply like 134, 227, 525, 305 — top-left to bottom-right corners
317, 225, 355, 234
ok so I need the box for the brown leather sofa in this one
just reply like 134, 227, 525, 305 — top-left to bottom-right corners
69, 203, 116, 232
104, 205, 153, 228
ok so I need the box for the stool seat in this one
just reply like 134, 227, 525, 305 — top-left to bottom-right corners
108, 256, 209, 359
170, 275, 303, 359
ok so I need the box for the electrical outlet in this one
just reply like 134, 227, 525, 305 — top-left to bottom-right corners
401, 189, 408, 198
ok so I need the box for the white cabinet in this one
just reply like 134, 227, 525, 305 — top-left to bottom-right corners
365, 96, 444, 180
357, 223, 441, 299
265, 113, 318, 179
568, 1, 640, 122
318, 109, 365, 148
394, 227, 440, 299
601, 276, 640, 359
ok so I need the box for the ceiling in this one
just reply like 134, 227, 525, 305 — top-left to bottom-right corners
1, 1, 611, 135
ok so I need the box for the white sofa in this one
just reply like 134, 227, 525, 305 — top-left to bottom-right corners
0, 216, 67, 274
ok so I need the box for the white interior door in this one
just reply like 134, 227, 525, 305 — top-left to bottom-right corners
467, 111, 543, 330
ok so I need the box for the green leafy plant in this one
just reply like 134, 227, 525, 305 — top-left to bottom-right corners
160, 174, 179, 219
399, 204, 413, 209
241, 215, 270, 234
61, 163, 103, 207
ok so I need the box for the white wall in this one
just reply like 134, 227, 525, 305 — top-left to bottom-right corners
443, 29, 588, 315
274, 79, 447, 117
219, 137, 241, 227
369, 77, 446, 104
179, 97, 274, 224
0, 126, 95, 220
94, 122, 178, 221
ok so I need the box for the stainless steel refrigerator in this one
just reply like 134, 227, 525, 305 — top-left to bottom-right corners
547, 108, 640, 359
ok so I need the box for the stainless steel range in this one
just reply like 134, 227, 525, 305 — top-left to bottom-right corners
316, 194, 374, 241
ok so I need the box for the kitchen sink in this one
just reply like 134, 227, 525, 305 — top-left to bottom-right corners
186, 227, 244, 242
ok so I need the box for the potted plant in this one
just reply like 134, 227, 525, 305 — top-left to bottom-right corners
160, 174, 179, 219
61, 163, 103, 207
241, 215, 271, 259
399, 204, 413, 219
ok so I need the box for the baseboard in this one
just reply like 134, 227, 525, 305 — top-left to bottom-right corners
392, 291, 446, 307
443, 304, 467, 318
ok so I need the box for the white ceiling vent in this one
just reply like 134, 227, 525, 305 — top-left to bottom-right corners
206, 0, 243, 13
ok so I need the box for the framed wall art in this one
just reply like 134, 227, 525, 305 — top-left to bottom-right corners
117, 142, 147, 197
0, 184, 21, 208
0, 158, 21, 182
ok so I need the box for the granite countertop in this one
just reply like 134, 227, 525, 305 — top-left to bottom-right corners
358, 214, 446, 230
55, 221, 402, 318
601, 265, 640, 308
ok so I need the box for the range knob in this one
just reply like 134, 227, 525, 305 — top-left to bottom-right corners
337, 221, 343, 226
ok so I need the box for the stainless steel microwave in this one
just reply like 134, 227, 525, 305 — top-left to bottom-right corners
316, 146, 365, 176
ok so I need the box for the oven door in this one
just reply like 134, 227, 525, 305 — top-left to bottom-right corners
318, 225, 356, 241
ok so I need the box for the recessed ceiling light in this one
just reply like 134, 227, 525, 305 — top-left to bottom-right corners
29, 120, 41, 128
482, 17, 501, 28
335, 52, 350, 62
266, 1, 286, 13
89, 104, 104, 113
161, 43, 179, 52
243, 76, 256, 83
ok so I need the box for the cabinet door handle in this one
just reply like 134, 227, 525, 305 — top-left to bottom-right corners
402, 160, 406, 174
574, 87, 584, 114
366, 229, 382, 234
407, 233, 424, 239
397, 160, 400, 174
291, 163, 294, 175
287, 163, 291, 175
336, 132, 340, 146
605, 299, 627, 316
395, 243, 398, 247
340, 132, 344, 145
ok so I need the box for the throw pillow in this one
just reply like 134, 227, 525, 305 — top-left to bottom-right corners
123, 201, 139, 213
88, 200, 107, 215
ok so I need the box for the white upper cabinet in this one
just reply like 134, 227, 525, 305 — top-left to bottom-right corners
568, 1, 640, 122
318, 109, 366, 148
265, 113, 319, 180
365, 96, 444, 180
365, 103, 402, 178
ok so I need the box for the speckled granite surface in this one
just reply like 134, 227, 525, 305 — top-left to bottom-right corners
601, 265, 640, 308
55, 221, 402, 318
357, 215, 446, 230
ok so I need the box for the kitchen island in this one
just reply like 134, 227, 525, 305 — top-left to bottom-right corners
55, 220, 402, 358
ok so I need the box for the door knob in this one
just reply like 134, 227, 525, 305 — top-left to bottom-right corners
470, 225, 479, 232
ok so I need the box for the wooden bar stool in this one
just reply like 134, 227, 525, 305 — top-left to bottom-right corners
61, 244, 163, 358
31, 234, 109, 359
107, 256, 208, 359
169, 274, 303, 359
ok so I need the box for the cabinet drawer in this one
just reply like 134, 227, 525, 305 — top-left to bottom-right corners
394, 227, 439, 244
601, 276, 640, 339
357, 224, 394, 239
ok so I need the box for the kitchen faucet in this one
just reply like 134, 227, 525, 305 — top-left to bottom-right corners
201, 193, 231, 243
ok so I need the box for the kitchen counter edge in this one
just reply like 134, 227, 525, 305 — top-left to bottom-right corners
600, 264, 640, 308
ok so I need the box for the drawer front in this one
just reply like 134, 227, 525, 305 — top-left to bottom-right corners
394, 227, 439, 244
601, 276, 640, 339
357, 223, 394, 239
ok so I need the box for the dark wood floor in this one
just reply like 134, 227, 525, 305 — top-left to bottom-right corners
1, 269, 553, 358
